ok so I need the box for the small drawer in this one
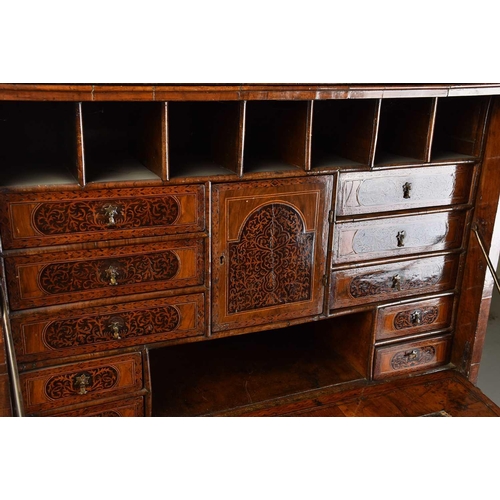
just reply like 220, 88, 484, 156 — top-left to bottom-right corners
330, 254, 459, 310
13, 293, 205, 362
50, 396, 145, 417
333, 210, 466, 264
21, 352, 143, 414
337, 164, 474, 216
0, 185, 206, 249
6, 238, 204, 310
373, 335, 451, 380
375, 295, 454, 341
0, 373, 12, 417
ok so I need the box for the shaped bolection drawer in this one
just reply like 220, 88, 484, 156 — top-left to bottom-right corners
373, 334, 451, 380
375, 295, 454, 342
12, 293, 205, 362
337, 164, 474, 216
20, 352, 143, 414
5, 239, 204, 310
330, 254, 460, 310
332, 210, 467, 264
0, 184, 206, 249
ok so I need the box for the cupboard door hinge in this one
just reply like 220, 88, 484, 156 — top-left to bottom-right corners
322, 274, 328, 287
328, 210, 335, 224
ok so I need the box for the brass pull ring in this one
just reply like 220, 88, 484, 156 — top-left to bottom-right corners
105, 265, 120, 286
102, 204, 121, 227
108, 317, 125, 340
396, 230, 406, 247
403, 182, 412, 199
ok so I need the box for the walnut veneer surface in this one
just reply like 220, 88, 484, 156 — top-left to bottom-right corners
1, 84, 500, 417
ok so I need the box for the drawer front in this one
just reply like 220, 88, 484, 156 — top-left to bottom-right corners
337, 164, 474, 216
6, 239, 204, 310
375, 295, 454, 341
51, 396, 145, 417
21, 352, 143, 413
330, 254, 459, 310
13, 293, 205, 362
373, 335, 451, 380
333, 211, 466, 264
0, 185, 206, 249
0, 373, 12, 417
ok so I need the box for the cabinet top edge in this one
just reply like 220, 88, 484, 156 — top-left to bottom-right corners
0, 84, 499, 101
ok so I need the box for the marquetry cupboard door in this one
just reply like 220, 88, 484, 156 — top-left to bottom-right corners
212, 176, 334, 332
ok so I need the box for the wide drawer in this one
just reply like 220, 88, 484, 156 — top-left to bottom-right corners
21, 352, 143, 414
5, 239, 204, 310
0, 185, 206, 249
50, 396, 145, 417
373, 335, 451, 380
330, 254, 460, 310
12, 293, 205, 362
375, 295, 454, 341
337, 164, 474, 216
333, 210, 467, 264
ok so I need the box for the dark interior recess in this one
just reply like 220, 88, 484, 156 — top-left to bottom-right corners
150, 313, 372, 417
0, 101, 78, 187
243, 100, 310, 173
311, 99, 378, 168
374, 98, 434, 166
168, 101, 241, 178
82, 102, 164, 183
431, 96, 490, 161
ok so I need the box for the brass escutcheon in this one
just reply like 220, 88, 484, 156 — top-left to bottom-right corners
403, 182, 412, 199
392, 274, 401, 291
410, 310, 422, 325
396, 230, 406, 247
74, 372, 91, 395
102, 203, 121, 227
105, 265, 120, 286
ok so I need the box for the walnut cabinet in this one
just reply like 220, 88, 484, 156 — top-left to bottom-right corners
1, 84, 500, 417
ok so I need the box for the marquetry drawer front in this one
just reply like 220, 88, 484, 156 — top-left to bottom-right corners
12, 293, 205, 362
375, 295, 454, 342
333, 211, 467, 264
337, 164, 474, 216
373, 335, 451, 380
51, 396, 145, 417
6, 239, 204, 310
330, 254, 460, 310
21, 352, 143, 414
0, 185, 206, 249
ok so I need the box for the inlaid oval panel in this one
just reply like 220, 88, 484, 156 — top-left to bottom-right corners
0, 185, 205, 249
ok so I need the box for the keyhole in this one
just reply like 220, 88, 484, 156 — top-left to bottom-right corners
220, 255, 225, 265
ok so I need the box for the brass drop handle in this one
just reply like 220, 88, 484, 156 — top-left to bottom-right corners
410, 310, 422, 325
403, 182, 412, 199
105, 265, 119, 286
396, 230, 406, 247
102, 204, 121, 227
109, 321, 122, 340
392, 274, 401, 291
404, 349, 418, 360
74, 372, 91, 395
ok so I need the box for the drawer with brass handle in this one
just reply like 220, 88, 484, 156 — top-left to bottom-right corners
12, 293, 205, 362
0, 185, 206, 249
373, 334, 451, 380
330, 254, 460, 310
375, 295, 454, 341
337, 164, 474, 216
44, 396, 146, 417
20, 352, 143, 414
333, 210, 467, 264
5, 239, 204, 310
